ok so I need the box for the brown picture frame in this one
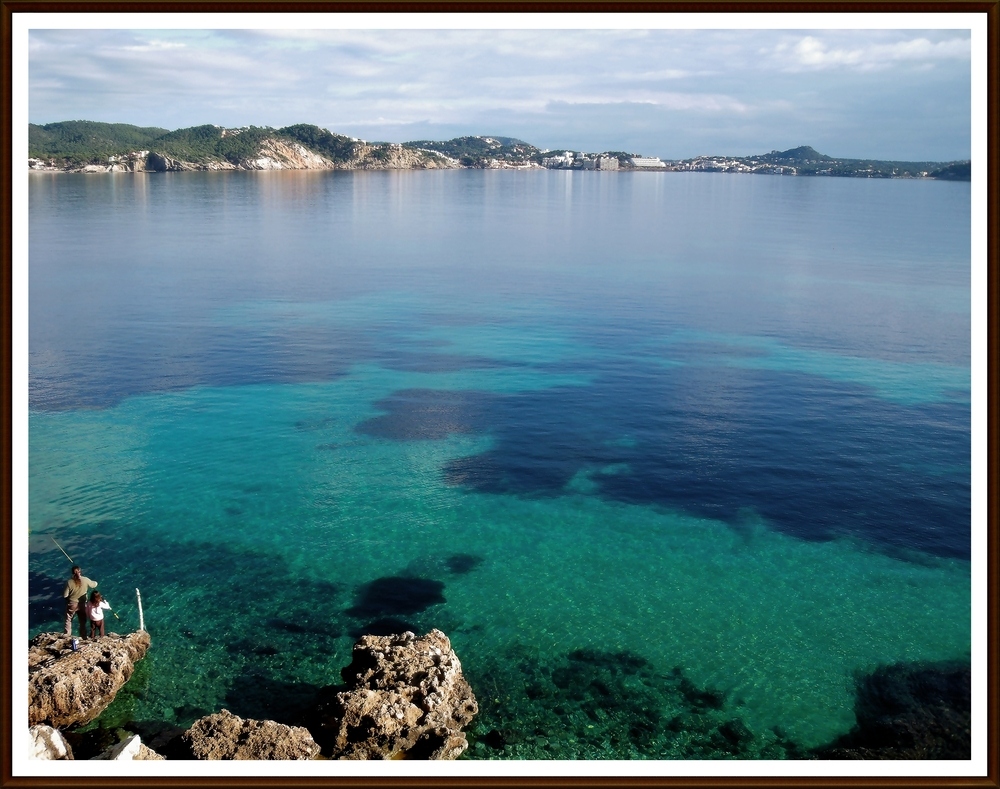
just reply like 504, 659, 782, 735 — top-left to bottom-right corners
2, 6, 996, 787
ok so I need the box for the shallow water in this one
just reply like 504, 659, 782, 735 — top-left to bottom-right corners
28, 169, 971, 757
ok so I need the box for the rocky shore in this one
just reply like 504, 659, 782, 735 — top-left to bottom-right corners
28, 628, 478, 761
28, 137, 461, 174
27, 626, 968, 762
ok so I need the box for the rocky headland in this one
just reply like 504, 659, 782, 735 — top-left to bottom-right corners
29, 135, 462, 174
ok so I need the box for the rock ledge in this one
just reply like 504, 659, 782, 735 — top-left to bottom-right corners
28, 631, 151, 729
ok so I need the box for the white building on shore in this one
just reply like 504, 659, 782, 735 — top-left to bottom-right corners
629, 156, 666, 168
542, 152, 576, 168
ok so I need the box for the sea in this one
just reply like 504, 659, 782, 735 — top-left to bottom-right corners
26, 168, 972, 760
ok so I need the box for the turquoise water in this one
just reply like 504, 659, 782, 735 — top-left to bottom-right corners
27, 170, 971, 758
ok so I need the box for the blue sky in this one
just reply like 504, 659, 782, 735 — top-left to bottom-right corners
28, 25, 972, 161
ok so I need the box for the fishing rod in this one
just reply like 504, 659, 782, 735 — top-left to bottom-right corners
51, 536, 73, 563
51, 536, 121, 621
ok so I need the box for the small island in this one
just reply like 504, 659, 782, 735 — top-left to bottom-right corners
28, 121, 970, 180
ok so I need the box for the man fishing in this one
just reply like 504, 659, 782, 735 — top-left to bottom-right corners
62, 565, 98, 638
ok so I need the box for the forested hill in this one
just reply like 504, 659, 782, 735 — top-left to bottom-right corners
28, 121, 375, 167
29, 121, 170, 160
678, 145, 970, 180
405, 136, 541, 166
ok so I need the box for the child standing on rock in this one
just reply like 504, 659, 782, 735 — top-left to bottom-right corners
85, 591, 111, 639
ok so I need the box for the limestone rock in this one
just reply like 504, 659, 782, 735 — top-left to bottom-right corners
146, 152, 196, 172
30, 138, 461, 173
346, 143, 459, 170
29, 725, 74, 760
182, 709, 320, 760
92, 734, 165, 760
314, 629, 478, 759
28, 631, 151, 729
240, 140, 335, 170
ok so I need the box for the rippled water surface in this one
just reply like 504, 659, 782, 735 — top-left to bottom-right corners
28, 170, 971, 758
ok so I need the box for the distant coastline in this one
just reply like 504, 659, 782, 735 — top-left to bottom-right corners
28, 121, 971, 181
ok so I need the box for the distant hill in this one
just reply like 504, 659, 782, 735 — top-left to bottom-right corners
676, 145, 970, 180
757, 146, 833, 164
29, 121, 170, 161
929, 161, 972, 181
405, 135, 540, 166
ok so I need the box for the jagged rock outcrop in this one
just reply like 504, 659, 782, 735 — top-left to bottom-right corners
92, 734, 165, 760
235, 139, 457, 171
28, 631, 151, 729
31, 138, 460, 173
181, 709, 320, 760
343, 144, 458, 170
145, 151, 198, 172
313, 629, 478, 760
29, 725, 74, 760
239, 139, 335, 170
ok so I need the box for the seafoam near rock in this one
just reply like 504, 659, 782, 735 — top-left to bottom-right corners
182, 709, 321, 760
28, 725, 74, 760
92, 734, 165, 760
314, 628, 478, 759
28, 631, 151, 729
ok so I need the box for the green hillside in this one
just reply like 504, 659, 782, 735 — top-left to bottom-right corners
279, 124, 359, 163
756, 146, 832, 164
157, 125, 288, 165
405, 135, 540, 166
29, 121, 169, 164
929, 161, 972, 181
681, 146, 971, 180
28, 121, 367, 167
764, 146, 954, 177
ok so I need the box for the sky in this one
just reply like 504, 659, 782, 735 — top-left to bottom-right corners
28, 23, 973, 161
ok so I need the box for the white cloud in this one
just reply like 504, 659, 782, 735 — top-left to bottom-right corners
27, 27, 972, 160
121, 40, 186, 52
778, 34, 969, 72
620, 69, 693, 81
552, 92, 748, 113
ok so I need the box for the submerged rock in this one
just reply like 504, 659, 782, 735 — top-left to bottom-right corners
181, 709, 320, 760
812, 661, 970, 759
313, 629, 478, 759
28, 631, 151, 729
28, 725, 74, 760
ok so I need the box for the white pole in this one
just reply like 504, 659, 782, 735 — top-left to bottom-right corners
135, 588, 145, 632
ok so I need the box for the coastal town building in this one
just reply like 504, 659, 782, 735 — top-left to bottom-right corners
542, 152, 575, 168
542, 152, 619, 170
629, 156, 666, 168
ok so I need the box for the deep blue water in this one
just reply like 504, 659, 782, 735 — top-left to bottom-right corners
28, 169, 970, 758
